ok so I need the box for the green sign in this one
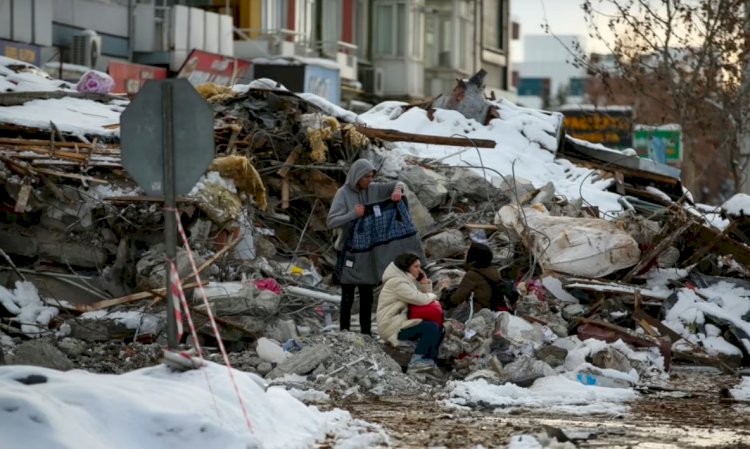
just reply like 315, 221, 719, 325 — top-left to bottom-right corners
633, 126, 682, 163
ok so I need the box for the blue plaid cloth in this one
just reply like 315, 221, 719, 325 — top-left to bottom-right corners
347, 198, 417, 253
335, 197, 423, 285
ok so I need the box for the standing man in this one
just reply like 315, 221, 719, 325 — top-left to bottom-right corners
327, 159, 406, 335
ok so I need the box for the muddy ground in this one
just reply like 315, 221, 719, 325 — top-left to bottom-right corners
325, 367, 750, 448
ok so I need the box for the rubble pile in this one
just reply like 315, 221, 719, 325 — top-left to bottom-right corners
1, 58, 749, 399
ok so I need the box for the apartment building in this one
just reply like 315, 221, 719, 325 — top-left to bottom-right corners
0, 0, 515, 104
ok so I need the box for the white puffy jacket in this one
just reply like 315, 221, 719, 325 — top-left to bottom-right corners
376, 262, 436, 346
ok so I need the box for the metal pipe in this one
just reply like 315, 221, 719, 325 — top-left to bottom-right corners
162, 81, 178, 349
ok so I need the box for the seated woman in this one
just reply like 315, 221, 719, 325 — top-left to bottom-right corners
376, 253, 442, 373
445, 242, 508, 314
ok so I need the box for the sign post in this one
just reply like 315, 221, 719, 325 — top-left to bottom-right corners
120, 79, 215, 348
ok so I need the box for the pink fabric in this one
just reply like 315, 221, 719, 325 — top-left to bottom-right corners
526, 279, 547, 302
408, 301, 444, 328
254, 278, 283, 296
76, 70, 114, 94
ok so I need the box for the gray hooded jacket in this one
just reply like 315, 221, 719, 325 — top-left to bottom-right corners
327, 159, 405, 250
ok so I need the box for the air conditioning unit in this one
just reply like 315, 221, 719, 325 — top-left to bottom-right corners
360, 67, 384, 97
71, 30, 102, 68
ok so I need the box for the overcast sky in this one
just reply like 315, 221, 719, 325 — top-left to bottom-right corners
511, 0, 613, 62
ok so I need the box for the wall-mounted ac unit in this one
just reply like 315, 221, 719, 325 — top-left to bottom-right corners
71, 30, 102, 68
360, 67, 384, 97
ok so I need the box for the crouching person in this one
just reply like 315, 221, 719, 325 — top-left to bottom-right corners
377, 253, 443, 373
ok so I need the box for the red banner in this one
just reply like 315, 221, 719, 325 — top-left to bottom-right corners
177, 50, 252, 86
108, 61, 167, 94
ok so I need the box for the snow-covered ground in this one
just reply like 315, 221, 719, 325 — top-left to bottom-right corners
447, 376, 637, 415
0, 362, 387, 449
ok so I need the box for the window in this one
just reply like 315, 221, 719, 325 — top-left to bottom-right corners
355, 0, 369, 59
263, 0, 288, 31
412, 5, 422, 59
375, 4, 393, 55
458, 15, 472, 71
374, 2, 407, 57
297, 0, 315, 42
483, 0, 505, 51
321, 0, 343, 55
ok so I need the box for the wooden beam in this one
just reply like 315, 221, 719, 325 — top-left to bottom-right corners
277, 146, 302, 178
622, 218, 693, 282
355, 126, 496, 148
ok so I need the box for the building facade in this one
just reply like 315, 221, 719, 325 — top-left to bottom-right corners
515, 35, 588, 109
0, 0, 516, 105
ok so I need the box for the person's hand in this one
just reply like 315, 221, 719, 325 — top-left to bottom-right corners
418, 270, 430, 285
391, 188, 403, 202
354, 204, 366, 217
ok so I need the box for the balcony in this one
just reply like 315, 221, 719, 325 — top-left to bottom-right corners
234, 29, 358, 82
234, 28, 312, 59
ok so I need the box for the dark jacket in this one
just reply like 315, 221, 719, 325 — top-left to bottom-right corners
448, 266, 502, 310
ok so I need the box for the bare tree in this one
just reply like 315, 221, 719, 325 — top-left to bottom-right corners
568, 0, 748, 201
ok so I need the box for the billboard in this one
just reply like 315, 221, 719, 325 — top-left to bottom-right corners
109, 61, 167, 95
561, 106, 634, 149
177, 49, 252, 86
633, 125, 682, 163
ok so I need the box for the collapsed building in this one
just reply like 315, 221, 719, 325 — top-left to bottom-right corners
0, 60, 749, 399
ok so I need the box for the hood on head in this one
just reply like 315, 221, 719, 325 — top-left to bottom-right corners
345, 159, 376, 191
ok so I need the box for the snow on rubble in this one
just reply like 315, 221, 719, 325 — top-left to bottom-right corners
358, 99, 624, 214
0, 362, 388, 449
0, 96, 122, 138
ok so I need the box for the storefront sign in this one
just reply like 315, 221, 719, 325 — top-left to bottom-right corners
109, 61, 168, 94
177, 49, 251, 86
561, 107, 634, 149
0, 39, 41, 66
633, 125, 682, 163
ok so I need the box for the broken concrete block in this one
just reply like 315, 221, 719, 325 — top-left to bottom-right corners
562, 304, 587, 321
136, 245, 206, 291
424, 229, 465, 259
39, 240, 109, 268
247, 289, 280, 316
266, 319, 299, 343
267, 344, 332, 378
401, 166, 448, 209
404, 189, 435, 234
531, 181, 556, 206
591, 347, 633, 373
188, 218, 213, 246
57, 338, 87, 358
448, 168, 503, 203
255, 236, 277, 259
495, 176, 536, 201
657, 246, 680, 268
256, 362, 273, 376
69, 319, 133, 342
535, 345, 568, 368
497, 356, 555, 387
11, 339, 74, 371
